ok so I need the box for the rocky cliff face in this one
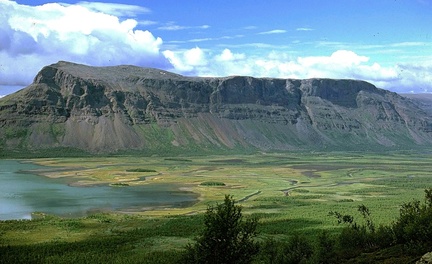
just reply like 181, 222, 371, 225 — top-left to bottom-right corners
1, 61, 431, 154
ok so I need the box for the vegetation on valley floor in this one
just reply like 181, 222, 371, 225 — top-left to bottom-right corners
0, 152, 431, 263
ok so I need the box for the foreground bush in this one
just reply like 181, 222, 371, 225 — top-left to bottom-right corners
392, 188, 432, 252
329, 188, 432, 261
181, 195, 259, 264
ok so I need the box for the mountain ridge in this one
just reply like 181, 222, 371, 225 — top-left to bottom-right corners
1, 61, 431, 154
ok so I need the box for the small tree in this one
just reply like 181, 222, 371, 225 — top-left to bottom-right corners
182, 195, 259, 264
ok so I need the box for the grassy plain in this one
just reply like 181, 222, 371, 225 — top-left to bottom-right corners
1, 151, 431, 262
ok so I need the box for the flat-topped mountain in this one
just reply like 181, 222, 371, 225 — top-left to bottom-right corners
1, 61, 432, 154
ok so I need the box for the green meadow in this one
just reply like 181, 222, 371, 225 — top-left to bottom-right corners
1, 151, 431, 263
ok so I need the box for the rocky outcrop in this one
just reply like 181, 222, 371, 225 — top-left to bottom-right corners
1, 61, 432, 154
417, 252, 432, 264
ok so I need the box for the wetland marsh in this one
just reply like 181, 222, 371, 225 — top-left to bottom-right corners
0, 160, 197, 220
1, 152, 431, 263
3, 152, 431, 221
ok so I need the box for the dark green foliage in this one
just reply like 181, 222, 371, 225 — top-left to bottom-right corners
200, 181, 226, 186
328, 211, 354, 225
0, 147, 92, 158
0, 214, 202, 264
275, 233, 314, 264
329, 189, 432, 260
392, 188, 432, 251
258, 238, 279, 264
182, 195, 259, 264
315, 230, 337, 264
256, 235, 314, 264
0, 241, 183, 264
164, 158, 192, 162
358, 204, 375, 233
126, 168, 157, 172
330, 204, 394, 258
373, 225, 395, 249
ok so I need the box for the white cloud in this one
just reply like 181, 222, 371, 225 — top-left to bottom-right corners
0, 0, 169, 88
168, 34, 244, 44
157, 22, 210, 31
0, 1, 430, 95
158, 24, 187, 31
163, 47, 209, 74
390, 63, 432, 93
215, 49, 245, 62
163, 50, 192, 72
163, 48, 432, 93
164, 48, 251, 77
296, 27, 314, 31
184, 47, 207, 66
189, 38, 213, 43
258, 29, 287, 35
298, 50, 369, 67
76, 1, 151, 17
390, 42, 427, 48
138, 20, 158, 26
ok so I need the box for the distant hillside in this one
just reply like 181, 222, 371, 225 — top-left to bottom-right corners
401, 93, 432, 115
1, 61, 432, 155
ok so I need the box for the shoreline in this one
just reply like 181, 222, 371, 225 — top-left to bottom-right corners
1, 159, 201, 219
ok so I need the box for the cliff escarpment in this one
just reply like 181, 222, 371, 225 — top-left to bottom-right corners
1, 61, 431, 154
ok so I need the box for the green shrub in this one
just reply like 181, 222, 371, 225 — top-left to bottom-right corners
392, 188, 432, 251
330, 204, 385, 256
275, 233, 314, 264
315, 230, 337, 264
257, 238, 279, 264
125, 168, 157, 172
200, 181, 226, 186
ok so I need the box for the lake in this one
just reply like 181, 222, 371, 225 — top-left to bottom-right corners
0, 160, 197, 220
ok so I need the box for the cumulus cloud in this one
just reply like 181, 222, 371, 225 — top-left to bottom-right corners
215, 49, 245, 62
0, 1, 431, 95
298, 50, 369, 68
391, 63, 432, 93
163, 47, 432, 92
163, 47, 208, 74
0, 0, 170, 88
184, 47, 207, 66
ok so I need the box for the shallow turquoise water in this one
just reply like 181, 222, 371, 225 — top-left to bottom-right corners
0, 160, 197, 220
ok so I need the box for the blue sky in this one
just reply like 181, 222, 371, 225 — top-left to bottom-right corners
1, 0, 431, 97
